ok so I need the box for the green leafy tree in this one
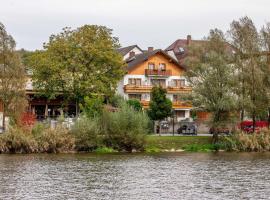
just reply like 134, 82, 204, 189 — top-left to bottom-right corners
0, 23, 27, 130
27, 25, 125, 116
148, 86, 172, 133
127, 99, 142, 111
185, 29, 237, 142
229, 17, 268, 131
261, 22, 270, 126
80, 96, 104, 118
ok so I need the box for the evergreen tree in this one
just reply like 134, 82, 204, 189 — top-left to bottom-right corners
148, 86, 172, 134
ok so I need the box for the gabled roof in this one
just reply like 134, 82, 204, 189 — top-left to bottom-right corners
117, 45, 143, 56
125, 49, 185, 71
165, 39, 208, 65
165, 37, 235, 65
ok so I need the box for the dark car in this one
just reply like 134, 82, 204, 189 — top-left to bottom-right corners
160, 121, 169, 129
177, 123, 197, 135
209, 127, 230, 135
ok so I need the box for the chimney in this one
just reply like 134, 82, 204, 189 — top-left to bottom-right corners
187, 35, 192, 45
148, 47, 154, 52
129, 51, 135, 58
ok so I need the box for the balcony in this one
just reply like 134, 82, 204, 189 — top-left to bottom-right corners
124, 84, 153, 93
124, 84, 191, 94
140, 100, 150, 108
145, 69, 172, 76
167, 86, 192, 94
172, 101, 192, 109
167, 81, 192, 94
139, 100, 192, 109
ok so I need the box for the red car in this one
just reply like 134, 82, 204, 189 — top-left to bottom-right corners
239, 121, 268, 133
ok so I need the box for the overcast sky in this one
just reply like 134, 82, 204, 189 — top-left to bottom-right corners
1, 0, 270, 50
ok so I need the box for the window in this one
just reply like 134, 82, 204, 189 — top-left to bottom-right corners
172, 79, 185, 87
151, 79, 166, 87
128, 94, 142, 101
179, 47, 185, 53
158, 63, 166, 71
175, 110, 185, 118
148, 62, 155, 70
180, 79, 185, 86
128, 78, 141, 86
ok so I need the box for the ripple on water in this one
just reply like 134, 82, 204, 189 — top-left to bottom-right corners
0, 153, 270, 200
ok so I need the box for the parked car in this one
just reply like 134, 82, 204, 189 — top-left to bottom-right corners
239, 121, 268, 133
177, 122, 197, 135
209, 127, 230, 135
160, 121, 169, 129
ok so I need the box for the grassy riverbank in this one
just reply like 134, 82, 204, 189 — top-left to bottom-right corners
145, 135, 214, 152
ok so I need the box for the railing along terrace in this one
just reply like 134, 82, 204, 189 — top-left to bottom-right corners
145, 69, 172, 76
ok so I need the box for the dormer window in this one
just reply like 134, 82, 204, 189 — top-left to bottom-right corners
148, 63, 155, 70
179, 47, 185, 53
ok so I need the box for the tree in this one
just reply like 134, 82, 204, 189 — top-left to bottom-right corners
261, 23, 270, 127
80, 96, 104, 118
27, 25, 125, 116
148, 86, 172, 134
185, 29, 237, 142
0, 23, 27, 130
127, 99, 142, 111
229, 17, 268, 132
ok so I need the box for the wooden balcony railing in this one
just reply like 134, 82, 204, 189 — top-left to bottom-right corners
172, 101, 192, 109
124, 84, 153, 93
167, 86, 192, 93
140, 100, 192, 109
145, 69, 172, 76
124, 84, 192, 93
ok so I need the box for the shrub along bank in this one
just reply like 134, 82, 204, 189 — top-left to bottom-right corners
0, 124, 75, 153
223, 129, 270, 152
4, 99, 270, 153
0, 101, 150, 153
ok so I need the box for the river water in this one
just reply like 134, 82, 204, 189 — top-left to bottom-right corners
0, 152, 270, 200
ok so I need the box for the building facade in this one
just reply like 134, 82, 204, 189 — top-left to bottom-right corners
117, 46, 192, 121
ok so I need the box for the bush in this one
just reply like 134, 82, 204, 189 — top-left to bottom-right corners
223, 129, 270, 152
35, 125, 75, 153
127, 99, 142, 111
0, 123, 75, 153
71, 116, 101, 151
81, 96, 104, 118
102, 103, 149, 152
0, 126, 38, 153
108, 94, 125, 108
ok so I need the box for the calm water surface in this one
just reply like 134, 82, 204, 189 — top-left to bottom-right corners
0, 152, 270, 200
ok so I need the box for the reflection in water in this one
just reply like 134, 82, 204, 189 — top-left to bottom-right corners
0, 153, 270, 200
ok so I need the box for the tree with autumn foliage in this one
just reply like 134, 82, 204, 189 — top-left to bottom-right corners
26, 25, 125, 116
0, 23, 27, 130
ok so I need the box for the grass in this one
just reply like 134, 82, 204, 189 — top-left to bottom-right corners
93, 147, 117, 153
145, 135, 213, 152
182, 143, 223, 152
